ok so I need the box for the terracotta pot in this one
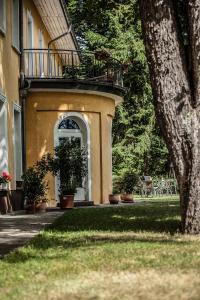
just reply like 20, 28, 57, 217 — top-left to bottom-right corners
26, 203, 36, 214
60, 194, 74, 209
109, 194, 120, 204
35, 202, 47, 213
121, 194, 134, 203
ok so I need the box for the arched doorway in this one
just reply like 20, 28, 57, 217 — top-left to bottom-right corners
54, 113, 91, 202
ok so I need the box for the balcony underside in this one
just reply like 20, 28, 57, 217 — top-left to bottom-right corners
23, 78, 126, 99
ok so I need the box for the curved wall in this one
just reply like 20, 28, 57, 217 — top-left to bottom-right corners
25, 91, 115, 204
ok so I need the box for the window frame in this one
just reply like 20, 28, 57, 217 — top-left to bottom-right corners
0, 0, 6, 35
0, 90, 8, 174
13, 102, 22, 185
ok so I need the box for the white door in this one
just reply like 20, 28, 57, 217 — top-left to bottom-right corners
56, 118, 86, 201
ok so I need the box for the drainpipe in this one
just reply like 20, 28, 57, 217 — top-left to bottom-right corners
19, 0, 27, 173
47, 25, 72, 76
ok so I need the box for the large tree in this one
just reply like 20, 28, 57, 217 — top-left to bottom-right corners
139, 0, 200, 233
67, 0, 170, 185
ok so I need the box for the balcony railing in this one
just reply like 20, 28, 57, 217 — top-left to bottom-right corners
23, 49, 124, 87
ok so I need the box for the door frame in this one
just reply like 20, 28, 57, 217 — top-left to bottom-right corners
54, 112, 91, 202
0, 91, 8, 174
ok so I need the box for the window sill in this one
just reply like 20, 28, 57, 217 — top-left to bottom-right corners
12, 45, 21, 55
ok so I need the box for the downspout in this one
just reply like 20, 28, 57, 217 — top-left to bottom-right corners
47, 25, 72, 76
19, 0, 27, 173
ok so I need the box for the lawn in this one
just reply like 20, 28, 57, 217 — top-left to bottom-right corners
1, 196, 200, 300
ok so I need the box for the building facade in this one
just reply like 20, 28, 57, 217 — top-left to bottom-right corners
0, 0, 125, 205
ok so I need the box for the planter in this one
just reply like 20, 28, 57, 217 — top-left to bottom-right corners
121, 193, 134, 203
35, 202, 47, 213
26, 203, 36, 214
0, 183, 8, 190
60, 194, 74, 209
109, 194, 120, 204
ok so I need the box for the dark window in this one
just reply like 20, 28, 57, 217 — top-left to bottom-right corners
58, 118, 80, 130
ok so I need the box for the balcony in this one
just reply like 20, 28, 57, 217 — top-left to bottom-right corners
23, 49, 125, 93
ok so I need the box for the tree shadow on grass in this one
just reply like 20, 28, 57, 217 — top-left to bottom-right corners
50, 201, 181, 235
2, 201, 184, 263
5, 229, 193, 264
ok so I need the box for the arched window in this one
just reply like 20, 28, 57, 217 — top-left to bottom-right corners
58, 118, 80, 130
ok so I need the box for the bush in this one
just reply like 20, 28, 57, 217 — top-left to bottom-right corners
114, 171, 139, 194
22, 167, 48, 204
44, 138, 88, 195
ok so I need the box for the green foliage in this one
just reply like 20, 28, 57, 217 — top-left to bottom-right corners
45, 138, 88, 195
114, 170, 139, 194
22, 167, 48, 204
67, 0, 170, 190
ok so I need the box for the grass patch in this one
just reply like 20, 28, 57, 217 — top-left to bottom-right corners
1, 196, 200, 299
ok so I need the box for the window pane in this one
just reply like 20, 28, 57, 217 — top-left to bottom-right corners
0, 101, 8, 173
14, 109, 22, 181
58, 118, 80, 130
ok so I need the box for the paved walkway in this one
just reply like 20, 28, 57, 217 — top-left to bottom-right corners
0, 210, 64, 256
0, 202, 144, 257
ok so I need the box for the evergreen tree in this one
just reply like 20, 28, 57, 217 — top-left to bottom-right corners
66, 0, 170, 189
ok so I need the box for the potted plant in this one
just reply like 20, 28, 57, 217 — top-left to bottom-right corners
0, 171, 12, 190
109, 186, 121, 204
59, 181, 77, 209
118, 171, 139, 203
0, 172, 12, 214
94, 49, 110, 61
22, 167, 48, 214
45, 138, 88, 209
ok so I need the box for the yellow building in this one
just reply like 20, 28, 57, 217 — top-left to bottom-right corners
0, 0, 125, 206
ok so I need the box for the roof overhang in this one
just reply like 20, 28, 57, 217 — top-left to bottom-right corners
33, 0, 79, 50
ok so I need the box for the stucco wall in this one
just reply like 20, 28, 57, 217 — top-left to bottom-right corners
23, 0, 52, 49
0, 0, 20, 187
25, 91, 115, 204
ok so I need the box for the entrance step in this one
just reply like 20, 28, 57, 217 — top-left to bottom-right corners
74, 201, 94, 207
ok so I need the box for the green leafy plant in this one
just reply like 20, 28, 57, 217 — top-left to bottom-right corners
22, 167, 48, 205
45, 138, 88, 195
115, 171, 139, 194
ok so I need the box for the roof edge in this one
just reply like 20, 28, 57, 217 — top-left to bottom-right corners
59, 0, 80, 50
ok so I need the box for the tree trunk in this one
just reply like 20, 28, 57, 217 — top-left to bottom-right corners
139, 0, 200, 233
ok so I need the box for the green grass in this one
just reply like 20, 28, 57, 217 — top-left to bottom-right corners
1, 196, 200, 300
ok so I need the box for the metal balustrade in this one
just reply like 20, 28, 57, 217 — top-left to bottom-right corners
23, 49, 124, 87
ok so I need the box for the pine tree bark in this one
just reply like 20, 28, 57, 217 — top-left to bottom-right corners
139, 0, 200, 233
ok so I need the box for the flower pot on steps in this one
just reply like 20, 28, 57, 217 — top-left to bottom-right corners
60, 194, 74, 209
109, 194, 120, 204
121, 194, 134, 203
